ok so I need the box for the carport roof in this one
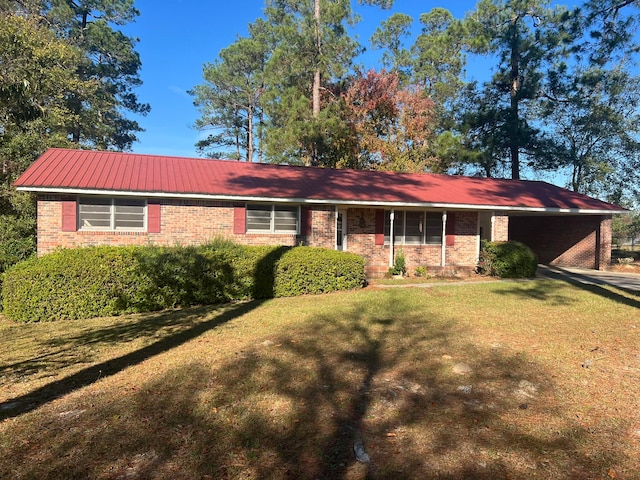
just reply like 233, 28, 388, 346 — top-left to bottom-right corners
15, 148, 627, 214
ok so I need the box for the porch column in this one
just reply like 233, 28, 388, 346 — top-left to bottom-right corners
389, 209, 395, 267
441, 211, 447, 267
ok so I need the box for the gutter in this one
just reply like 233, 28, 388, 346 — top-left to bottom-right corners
16, 186, 628, 216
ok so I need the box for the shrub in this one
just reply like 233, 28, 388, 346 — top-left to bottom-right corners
2, 242, 366, 322
414, 266, 428, 277
388, 249, 407, 276
0, 213, 36, 273
3, 246, 146, 322
477, 240, 538, 278
273, 247, 366, 297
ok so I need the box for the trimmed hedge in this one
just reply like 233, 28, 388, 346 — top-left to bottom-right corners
2, 241, 366, 322
273, 247, 366, 297
477, 240, 538, 278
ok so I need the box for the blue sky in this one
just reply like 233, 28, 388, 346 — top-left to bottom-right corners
124, 1, 484, 157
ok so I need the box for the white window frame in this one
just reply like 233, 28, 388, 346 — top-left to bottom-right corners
384, 210, 443, 245
246, 204, 300, 234
78, 197, 147, 232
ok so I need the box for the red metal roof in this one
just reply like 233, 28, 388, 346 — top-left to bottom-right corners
14, 148, 626, 213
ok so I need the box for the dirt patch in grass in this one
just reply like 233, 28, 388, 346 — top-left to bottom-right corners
1, 281, 639, 479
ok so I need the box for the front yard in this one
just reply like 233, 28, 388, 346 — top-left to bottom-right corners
1, 279, 639, 479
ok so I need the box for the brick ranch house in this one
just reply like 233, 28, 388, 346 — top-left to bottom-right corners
15, 148, 627, 278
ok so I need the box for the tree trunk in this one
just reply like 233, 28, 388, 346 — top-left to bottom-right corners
247, 102, 254, 162
313, 0, 321, 118
258, 105, 264, 163
509, 17, 521, 180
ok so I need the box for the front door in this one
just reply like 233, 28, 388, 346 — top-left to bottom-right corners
336, 210, 347, 251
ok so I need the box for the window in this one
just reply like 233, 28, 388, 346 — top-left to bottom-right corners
384, 211, 443, 245
79, 197, 146, 231
246, 204, 299, 233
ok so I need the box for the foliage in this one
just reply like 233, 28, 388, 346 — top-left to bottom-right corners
612, 210, 640, 246
186, 0, 639, 195
1, 1, 149, 151
388, 248, 406, 276
411, 8, 467, 106
3, 246, 142, 322
190, 21, 269, 161
260, 0, 362, 166
0, 3, 150, 271
535, 1, 640, 199
370, 12, 413, 79
0, 212, 35, 273
342, 69, 440, 172
413, 265, 427, 277
2, 242, 366, 322
273, 247, 366, 296
40, 0, 150, 150
0, 12, 92, 270
458, 0, 561, 180
539, 66, 640, 198
0, 12, 89, 176
477, 240, 538, 278
192, 0, 395, 166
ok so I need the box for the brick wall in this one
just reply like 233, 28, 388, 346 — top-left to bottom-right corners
307, 206, 335, 248
509, 215, 612, 270
445, 211, 479, 266
37, 196, 615, 274
37, 196, 301, 255
343, 208, 478, 277
37, 196, 483, 277
493, 214, 509, 241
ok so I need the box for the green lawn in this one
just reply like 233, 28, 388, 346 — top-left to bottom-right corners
1, 279, 639, 479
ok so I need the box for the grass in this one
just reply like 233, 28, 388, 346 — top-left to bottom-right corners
1, 279, 639, 479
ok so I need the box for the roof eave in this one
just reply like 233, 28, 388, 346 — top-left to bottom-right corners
18, 186, 628, 216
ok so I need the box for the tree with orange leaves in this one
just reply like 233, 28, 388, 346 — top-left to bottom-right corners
342, 70, 442, 173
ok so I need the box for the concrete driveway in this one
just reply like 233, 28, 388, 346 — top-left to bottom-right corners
537, 265, 640, 293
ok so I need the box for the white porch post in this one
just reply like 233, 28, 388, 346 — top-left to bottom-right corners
441, 211, 447, 267
389, 209, 395, 267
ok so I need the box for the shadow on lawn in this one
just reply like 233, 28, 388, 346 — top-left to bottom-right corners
497, 273, 640, 310
0, 306, 220, 382
0, 243, 290, 420
491, 279, 580, 305
0, 300, 261, 421
552, 275, 640, 310
1, 289, 626, 479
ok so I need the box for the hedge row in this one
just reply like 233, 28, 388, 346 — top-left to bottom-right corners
2, 241, 366, 322
477, 240, 538, 278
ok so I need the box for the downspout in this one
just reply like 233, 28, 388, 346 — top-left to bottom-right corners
441, 211, 447, 267
389, 209, 395, 267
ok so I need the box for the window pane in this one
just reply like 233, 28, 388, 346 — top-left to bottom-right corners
79, 198, 111, 229
384, 211, 406, 244
393, 211, 404, 244
405, 211, 423, 244
79, 198, 147, 231
247, 205, 272, 231
274, 207, 298, 233
114, 199, 145, 230
384, 212, 391, 243
425, 212, 443, 244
